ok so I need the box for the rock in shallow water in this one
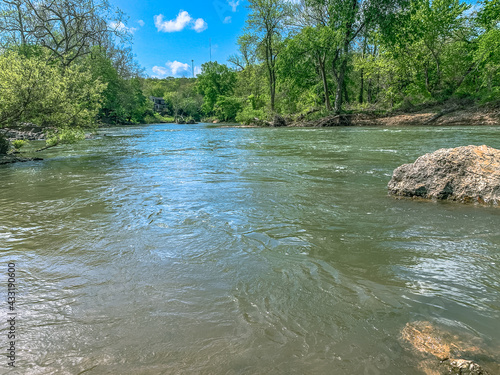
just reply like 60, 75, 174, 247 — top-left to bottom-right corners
388, 145, 500, 205
401, 321, 491, 375
448, 359, 488, 375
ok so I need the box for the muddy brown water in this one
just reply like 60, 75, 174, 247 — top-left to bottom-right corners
1, 124, 499, 374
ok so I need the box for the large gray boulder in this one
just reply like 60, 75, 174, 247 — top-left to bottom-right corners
388, 145, 500, 205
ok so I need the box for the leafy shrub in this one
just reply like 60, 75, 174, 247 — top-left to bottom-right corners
0, 50, 105, 129
45, 128, 85, 147
235, 106, 267, 125
143, 113, 175, 124
12, 139, 27, 150
214, 96, 242, 122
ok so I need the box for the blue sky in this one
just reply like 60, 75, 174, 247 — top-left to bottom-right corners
110, 0, 248, 78
110, 0, 480, 79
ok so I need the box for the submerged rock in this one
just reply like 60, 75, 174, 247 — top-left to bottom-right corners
388, 145, 500, 205
448, 359, 488, 374
401, 321, 452, 361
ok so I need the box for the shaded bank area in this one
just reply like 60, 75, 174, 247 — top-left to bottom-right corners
0, 155, 43, 165
238, 103, 500, 128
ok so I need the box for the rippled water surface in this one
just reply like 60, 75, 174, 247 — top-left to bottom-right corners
1, 124, 500, 374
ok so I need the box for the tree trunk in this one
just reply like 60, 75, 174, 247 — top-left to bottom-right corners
359, 69, 364, 104
343, 82, 350, 104
270, 80, 275, 111
334, 44, 349, 114
268, 63, 275, 112
16, 2, 26, 45
334, 68, 344, 114
424, 65, 431, 94
319, 55, 332, 111
359, 38, 367, 104
367, 79, 372, 103
266, 34, 275, 112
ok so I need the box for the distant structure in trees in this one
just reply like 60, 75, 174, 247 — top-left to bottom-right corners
150, 96, 166, 113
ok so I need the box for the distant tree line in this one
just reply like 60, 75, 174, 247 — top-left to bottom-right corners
1, 0, 499, 151
149, 0, 500, 125
203, 0, 500, 123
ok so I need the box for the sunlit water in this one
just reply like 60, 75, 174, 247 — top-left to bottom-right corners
1, 124, 499, 374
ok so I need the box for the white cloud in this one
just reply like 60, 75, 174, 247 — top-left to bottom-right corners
109, 21, 138, 34
137, 20, 145, 27
154, 11, 192, 32
152, 66, 169, 78
223, 16, 232, 24
152, 61, 202, 78
154, 10, 207, 33
228, 0, 239, 12
193, 18, 208, 32
167, 61, 190, 76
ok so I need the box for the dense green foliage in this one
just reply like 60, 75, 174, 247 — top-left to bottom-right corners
85, 49, 150, 124
197, 62, 238, 115
0, 0, 499, 140
144, 77, 203, 121
0, 48, 105, 129
229, 0, 500, 119
0, 0, 152, 151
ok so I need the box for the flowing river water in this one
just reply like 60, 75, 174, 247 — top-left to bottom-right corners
1, 124, 500, 374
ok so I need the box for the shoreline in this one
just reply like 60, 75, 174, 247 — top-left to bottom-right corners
267, 104, 500, 128
209, 102, 499, 128
0, 155, 43, 165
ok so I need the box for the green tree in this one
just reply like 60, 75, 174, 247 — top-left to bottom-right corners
279, 25, 336, 111
85, 49, 150, 123
164, 79, 203, 121
379, 0, 473, 100
474, 0, 500, 99
244, 0, 290, 111
304, 0, 406, 113
214, 96, 242, 121
197, 61, 237, 115
0, 0, 128, 66
0, 49, 104, 129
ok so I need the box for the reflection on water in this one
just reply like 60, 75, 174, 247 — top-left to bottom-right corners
1, 124, 499, 374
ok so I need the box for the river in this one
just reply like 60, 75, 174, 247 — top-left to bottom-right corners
1, 124, 499, 374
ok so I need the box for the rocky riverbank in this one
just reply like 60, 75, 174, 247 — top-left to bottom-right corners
2, 124, 46, 141
241, 102, 500, 127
